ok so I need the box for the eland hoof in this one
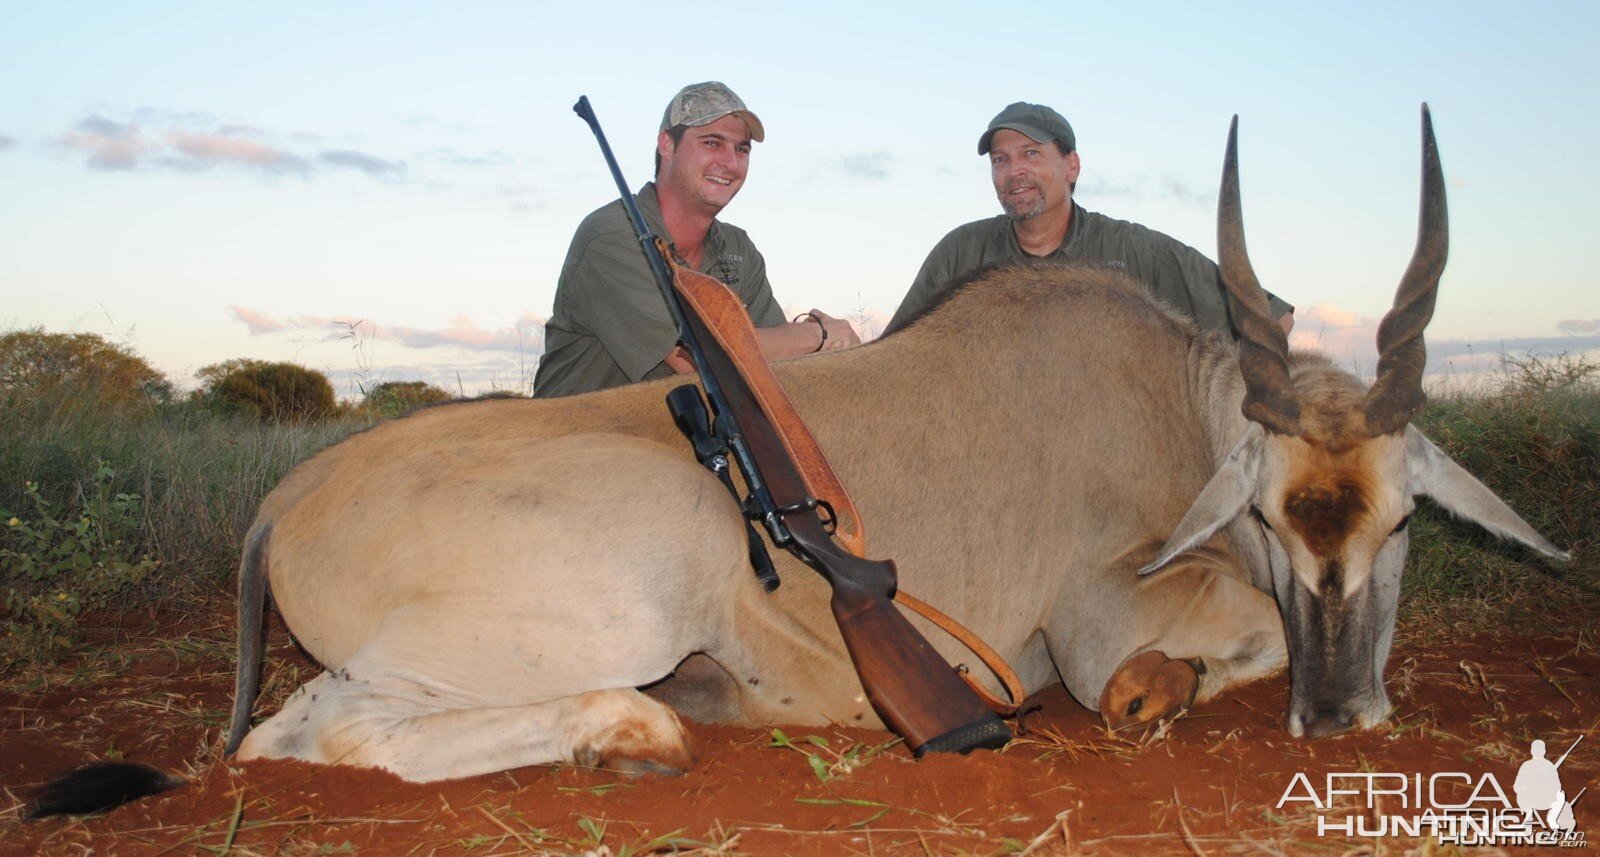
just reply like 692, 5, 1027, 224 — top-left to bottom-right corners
572, 706, 696, 778
1099, 650, 1199, 731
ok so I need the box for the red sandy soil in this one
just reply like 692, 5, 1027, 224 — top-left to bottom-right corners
2, 603, 1595, 855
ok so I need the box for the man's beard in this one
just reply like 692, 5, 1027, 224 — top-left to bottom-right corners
1000, 185, 1045, 220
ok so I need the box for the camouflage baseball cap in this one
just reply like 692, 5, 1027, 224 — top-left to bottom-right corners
978, 102, 1075, 155
660, 81, 765, 142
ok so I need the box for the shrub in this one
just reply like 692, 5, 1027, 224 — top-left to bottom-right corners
1, 462, 159, 665
0, 381, 361, 592
0, 329, 173, 409
362, 380, 451, 420
1402, 353, 1600, 628
200, 360, 337, 423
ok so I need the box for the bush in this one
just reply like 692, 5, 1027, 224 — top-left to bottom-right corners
0, 329, 174, 409
199, 360, 337, 423
362, 380, 451, 420
0, 382, 361, 601
1402, 353, 1600, 627
1, 462, 159, 665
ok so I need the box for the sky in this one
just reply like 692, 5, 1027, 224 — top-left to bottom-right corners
3, 1, 1596, 397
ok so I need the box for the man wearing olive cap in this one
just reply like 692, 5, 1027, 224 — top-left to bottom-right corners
886, 102, 1292, 335
534, 81, 860, 398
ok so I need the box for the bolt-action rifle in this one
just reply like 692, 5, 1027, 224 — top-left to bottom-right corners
573, 96, 1009, 756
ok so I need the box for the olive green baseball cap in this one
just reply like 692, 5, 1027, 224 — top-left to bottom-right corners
660, 81, 765, 142
978, 102, 1075, 155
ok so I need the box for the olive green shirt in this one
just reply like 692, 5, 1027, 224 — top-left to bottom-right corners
533, 182, 786, 398
886, 204, 1292, 335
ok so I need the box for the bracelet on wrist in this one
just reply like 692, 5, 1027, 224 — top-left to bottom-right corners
793, 312, 828, 353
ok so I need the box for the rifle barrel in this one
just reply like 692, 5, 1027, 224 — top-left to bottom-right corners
570, 95, 1008, 756
1554, 734, 1582, 768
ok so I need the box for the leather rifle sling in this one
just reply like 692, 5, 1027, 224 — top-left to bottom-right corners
668, 254, 1023, 717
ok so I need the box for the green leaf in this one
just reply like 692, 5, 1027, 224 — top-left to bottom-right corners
577, 816, 605, 845
847, 807, 891, 828
637, 827, 687, 850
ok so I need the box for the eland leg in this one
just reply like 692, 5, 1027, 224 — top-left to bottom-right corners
237, 674, 692, 782
1047, 558, 1285, 730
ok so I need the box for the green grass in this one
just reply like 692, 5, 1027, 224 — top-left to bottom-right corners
1402, 353, 1600, 629
0, 386, 362, 586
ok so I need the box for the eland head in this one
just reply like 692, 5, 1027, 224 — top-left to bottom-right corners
1141, 106, 1568, 738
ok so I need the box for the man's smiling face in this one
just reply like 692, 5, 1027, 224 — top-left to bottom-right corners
988, 128, 1079, 221
658, 114, 752, 215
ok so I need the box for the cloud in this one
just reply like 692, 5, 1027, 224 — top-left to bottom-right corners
57, 115, 154, 170
1077, 177, 1140, 199
382, 314, 542, 351
1079, 173, 1215, 208
319, 149, 406, 179
229, 305, 289, 335
1303, 303, 1360, 327
1558, 319, 1599, 334
55, 111, 404, 182
1429, 334, 1600, 362
0, 135, 15, 152
1157, 175, 1213, 208
166, 130, 308, 174
1287, 303, 1600, 377
230, 307, 546, 353
837, 151, 893, 180
217, 123, 269, 137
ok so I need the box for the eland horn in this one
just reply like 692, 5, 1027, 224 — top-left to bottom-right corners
1363, 104, 1448, 436
1219, 116, 1301, 436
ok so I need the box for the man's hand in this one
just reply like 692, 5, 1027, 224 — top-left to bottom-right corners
807, 309, 862, 352
666, 309, 864, 374
664, 345, 695, 374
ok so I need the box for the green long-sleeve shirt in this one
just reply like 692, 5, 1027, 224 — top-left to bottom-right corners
534, 182, 785, 398
887, 204, 1291, 335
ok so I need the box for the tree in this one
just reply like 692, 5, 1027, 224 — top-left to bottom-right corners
362, 380, 451, 419
198, 360, 337, 422
194, 358, 271, 392
0, 329, 174, 408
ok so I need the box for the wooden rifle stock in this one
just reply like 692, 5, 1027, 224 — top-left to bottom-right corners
674, 276, 1009, 754
574, 96, 1008, 756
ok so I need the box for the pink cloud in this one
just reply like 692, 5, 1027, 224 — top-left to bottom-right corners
57, 116, 153, 170
229, 305, 288, 334
381, 314, 544, 351
1287, 303, 1381, 370
56, 112, 398, 180
230, 307, 545, 353
168, 131, 306, 172
1281, 303, 1600, 380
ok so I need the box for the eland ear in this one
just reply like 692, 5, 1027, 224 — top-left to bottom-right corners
1405, 426, 1570, 561
1140, 424, 1265, 575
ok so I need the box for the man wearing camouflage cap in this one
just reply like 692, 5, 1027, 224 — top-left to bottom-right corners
534, 81, 860, 398
886, 102, 1292, 335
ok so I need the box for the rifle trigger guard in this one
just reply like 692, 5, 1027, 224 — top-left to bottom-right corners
774, 496, 819, 517
813, 499, 838, 534
775, 496, 835, 532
